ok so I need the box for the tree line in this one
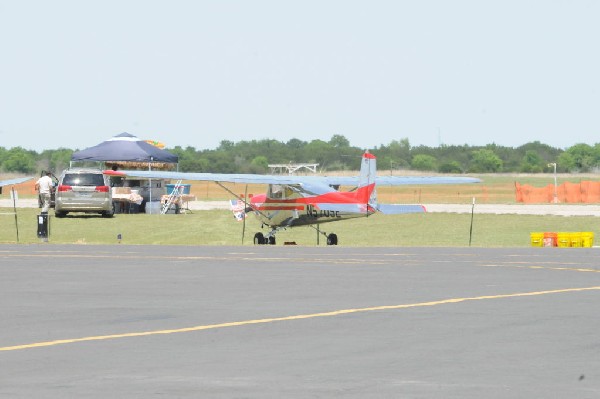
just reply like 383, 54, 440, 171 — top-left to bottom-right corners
1, 135, 599, 175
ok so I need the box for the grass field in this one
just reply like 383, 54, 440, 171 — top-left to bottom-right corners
2, 172, 599, 247
1, 207, 597, 247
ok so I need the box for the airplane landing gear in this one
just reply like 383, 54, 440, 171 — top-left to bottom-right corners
253, 232, 265, 245
311, 226, 339, 246
253, 232, 276, 245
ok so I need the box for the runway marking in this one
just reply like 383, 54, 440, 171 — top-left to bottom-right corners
2, 286, 599, 352
482, 263, 600, 274
0, 253, 390, 265
3, 253, 600, 271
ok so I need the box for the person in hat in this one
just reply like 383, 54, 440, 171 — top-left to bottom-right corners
35, 171, 54, 214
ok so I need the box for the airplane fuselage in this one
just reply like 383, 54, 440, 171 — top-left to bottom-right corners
249, 191, 374, 228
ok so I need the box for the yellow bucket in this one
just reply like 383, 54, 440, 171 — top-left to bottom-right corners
581, 232, 594, 248
530, 232, 544, 247
557, 232, 571, 248
570, 232, 582, 247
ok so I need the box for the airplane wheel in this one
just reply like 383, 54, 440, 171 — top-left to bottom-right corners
268, 236, 276, 245
254, 232, 265, 245
326, 233, 338, 246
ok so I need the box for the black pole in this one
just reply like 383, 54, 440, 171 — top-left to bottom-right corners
469, 197, 475, 246
12, 187, 19, 243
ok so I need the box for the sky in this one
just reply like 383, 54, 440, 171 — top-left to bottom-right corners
1, 1, 599, 153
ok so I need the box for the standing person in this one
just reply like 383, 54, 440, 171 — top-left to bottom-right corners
35, 171, 53, 214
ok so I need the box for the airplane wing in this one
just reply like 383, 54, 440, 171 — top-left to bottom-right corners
105, 170, 315, 185
320, 176, 481, 186
0, 177, 33, 194
375, 176, 481, 185
105, 170, 480, 186
0, 177, 33, 187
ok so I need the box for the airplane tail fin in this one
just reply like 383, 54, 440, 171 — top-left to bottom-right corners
358, 151, 377, 188
355, 151, 377, 204
357, 152, 426, 215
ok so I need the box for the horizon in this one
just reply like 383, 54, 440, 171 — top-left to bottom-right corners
0, 135, 593, 154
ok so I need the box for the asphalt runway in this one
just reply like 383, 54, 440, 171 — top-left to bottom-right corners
1, 245, 599, 398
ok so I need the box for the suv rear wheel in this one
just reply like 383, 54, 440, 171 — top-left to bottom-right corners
101, 203, 115, 218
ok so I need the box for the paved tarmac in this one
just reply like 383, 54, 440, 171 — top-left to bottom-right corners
1, 245, 599, 398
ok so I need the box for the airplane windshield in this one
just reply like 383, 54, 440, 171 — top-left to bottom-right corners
268, 184, 284, 199
268, 184, 295, 199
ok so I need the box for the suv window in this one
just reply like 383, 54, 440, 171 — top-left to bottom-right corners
62, 174, 106, 186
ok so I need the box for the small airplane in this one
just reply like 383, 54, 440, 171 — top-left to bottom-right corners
105, 151, 480, 245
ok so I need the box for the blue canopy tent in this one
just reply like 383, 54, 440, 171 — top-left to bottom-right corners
71, 132, 179, 213
71, 132, 178, 165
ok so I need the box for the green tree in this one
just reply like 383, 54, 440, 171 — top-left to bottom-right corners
286, 138, 306, 148
517, 141, 562, 168
0, 147, 7, 167
303, 139, 332, 169
170, 146, 208, 172
557, 152, 576, 172
328, 134, 350, 148
438, 160, 463, 173
46, 148, 73, 173
519, 150, 544, 173
2, 147, 36, 173
470, 149, 503, 172
559, 143, 597, 172
435, 144, 471, 173
411, 154, 437, 171
249, 155, 269, 173
217, 140, 235, 151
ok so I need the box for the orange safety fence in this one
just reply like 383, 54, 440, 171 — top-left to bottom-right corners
515, 181, 600, 203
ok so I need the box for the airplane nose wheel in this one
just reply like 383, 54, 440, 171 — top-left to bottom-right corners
326, 233, 338, 246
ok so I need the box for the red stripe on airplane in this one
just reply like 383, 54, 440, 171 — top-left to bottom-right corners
255, 205, 305, 211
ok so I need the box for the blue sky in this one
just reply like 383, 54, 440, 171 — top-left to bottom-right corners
1, 0, 598, 152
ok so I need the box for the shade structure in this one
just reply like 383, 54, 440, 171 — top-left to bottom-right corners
71, 132, 178, 163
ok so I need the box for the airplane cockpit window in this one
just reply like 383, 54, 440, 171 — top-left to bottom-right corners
269, 184, 284, 199
268, 184, 295, 199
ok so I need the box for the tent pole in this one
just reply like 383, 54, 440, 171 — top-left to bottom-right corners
149, 158, 153, 213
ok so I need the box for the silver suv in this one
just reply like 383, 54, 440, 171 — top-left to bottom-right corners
55, 168, 114, 217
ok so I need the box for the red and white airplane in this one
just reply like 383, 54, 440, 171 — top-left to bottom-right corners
105, 152, 479, 245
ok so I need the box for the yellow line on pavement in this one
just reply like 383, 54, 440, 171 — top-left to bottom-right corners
483, 263, 600, 274
2, 286, 599, 352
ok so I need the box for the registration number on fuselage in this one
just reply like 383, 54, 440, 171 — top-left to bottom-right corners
306, 205, 340, 218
